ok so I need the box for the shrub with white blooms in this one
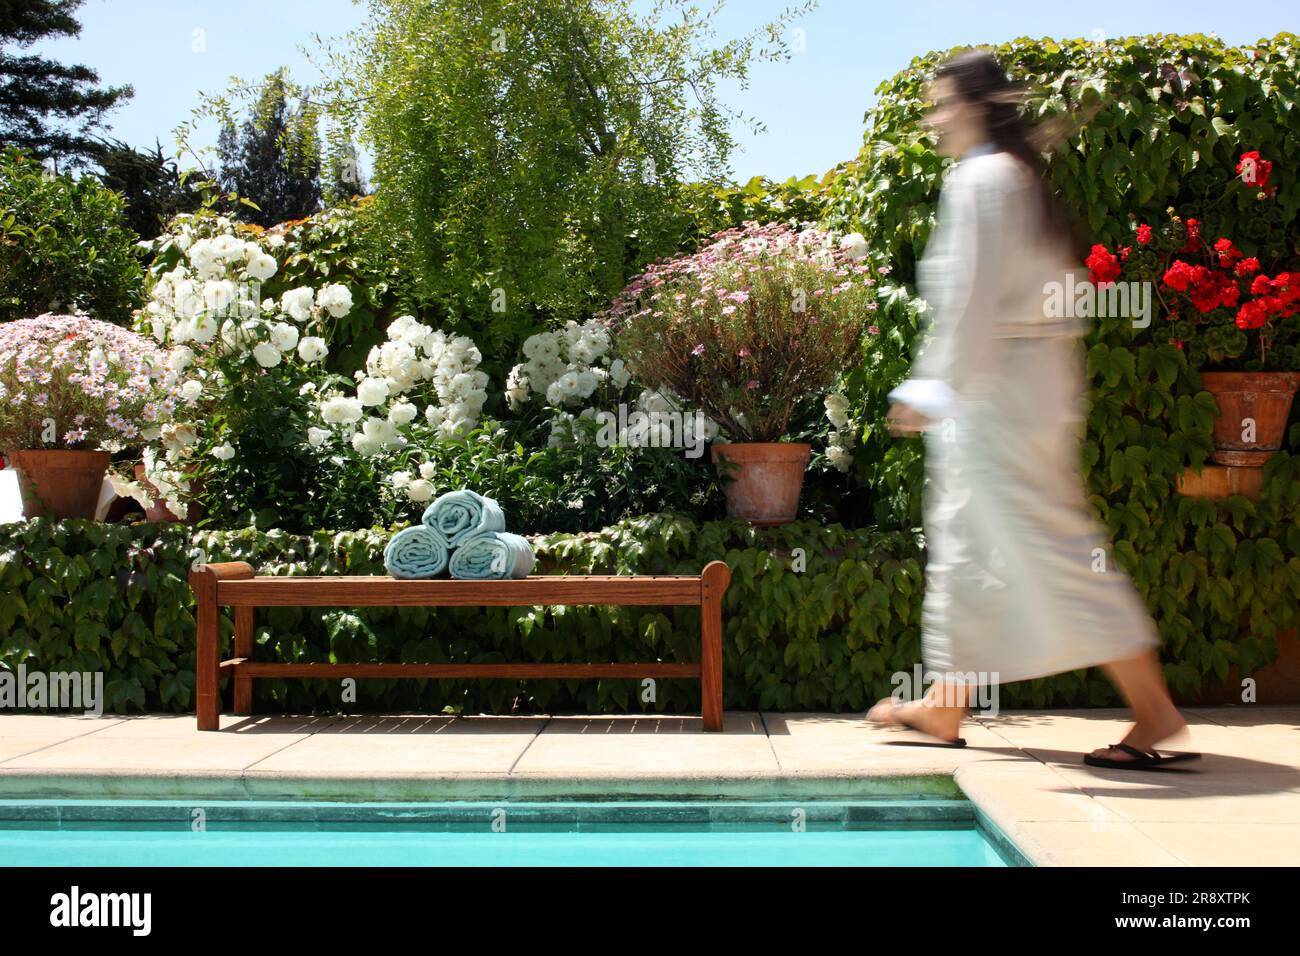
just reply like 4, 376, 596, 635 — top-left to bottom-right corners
504, 318, 618, 412
506, 316, 718, 453
310, 314, 489, 503
111, 211, 355, 517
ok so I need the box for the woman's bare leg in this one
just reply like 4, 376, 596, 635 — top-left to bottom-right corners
1089, 650, 1189, 761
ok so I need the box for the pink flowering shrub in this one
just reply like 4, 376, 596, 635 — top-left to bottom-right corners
598, 221, 879, 442
0, 313, 175, 453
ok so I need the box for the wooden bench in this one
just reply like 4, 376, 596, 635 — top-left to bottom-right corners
189, 560, 731, 732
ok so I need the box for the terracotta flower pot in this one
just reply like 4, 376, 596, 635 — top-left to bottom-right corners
133, 463, 206, 523
710, 442, 810, 526
1200, 371, 1300, 467
6, 449, 111, 519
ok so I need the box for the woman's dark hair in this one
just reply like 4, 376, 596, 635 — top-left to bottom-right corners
934, 50, 1082, 258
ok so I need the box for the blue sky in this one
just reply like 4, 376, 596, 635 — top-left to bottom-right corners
26, 0, 1300, 183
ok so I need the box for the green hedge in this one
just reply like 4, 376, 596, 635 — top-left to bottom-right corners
5, 510, 1289, 717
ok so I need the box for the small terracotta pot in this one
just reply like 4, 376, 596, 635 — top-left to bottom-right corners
1200, 371, 1300, 467
6, 449, 111, 519
133, 463, 205, 523
710, 442, 811, 526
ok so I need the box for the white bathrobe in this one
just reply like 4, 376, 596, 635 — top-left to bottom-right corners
889, 146, 1160, 685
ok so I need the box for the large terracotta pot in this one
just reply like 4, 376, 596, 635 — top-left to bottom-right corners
133, 463, 205, 523
1200, 371, 1300, 466
710, 442, 810, 526
6, 449, 111, 519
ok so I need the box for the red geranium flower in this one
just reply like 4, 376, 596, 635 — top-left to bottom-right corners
1234, 257, 1260, 277
1236, 300, 1268, 329
1162, 260, 1198, 292
1237, 151, 1273, 188
1086, 244, 1121, 285
1213, 238, 1242, 267
1135, 224, 1152, 244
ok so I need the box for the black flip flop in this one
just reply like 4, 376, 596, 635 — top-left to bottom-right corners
872, 703, 967, 748
1082, 742, 1201, 771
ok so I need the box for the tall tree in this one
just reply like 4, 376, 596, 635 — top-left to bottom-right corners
0, 0, 132, 169
217, 69, 322, 226
92, 137, 203, 239
346, 0, 812, 354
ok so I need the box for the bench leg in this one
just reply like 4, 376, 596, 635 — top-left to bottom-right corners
193, 568, 221, 731
700, 563, 726, 732
233, 606, 254, 715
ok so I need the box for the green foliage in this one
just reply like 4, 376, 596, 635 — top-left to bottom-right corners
826, 33, 1300, 272
212, 415, 724, 535
269, 196, 421, 376
5, 509, 1292, 715
819, 33, 1300, 699
349, 0, 811, 360
682, 171, 839, 241
0, 147, 146, 323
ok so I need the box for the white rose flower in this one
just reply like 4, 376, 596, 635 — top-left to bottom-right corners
320, 396, 364, 425
307, 426, 332, 447
252, 342, 281, 367
390, 470, 413, 490
827, 445, 853, 472
357, 377, 390, 406
351, 430, 382, 457
609, 358, 631, 389
824, 393, 850, 428
317, 283, 353, 318
838, 232, 869, 260
180, 380, 203, 402
388, 402, 418, 425
297, 336, 328, 363
189, 314, 219, 345
418, 461, 436, 480
247, 251, 278, 281
270, 322, 300, 352
166, 346, 194, 372
210, 442, 236, 461
406, 478, 435, 503
280, 287, 315, 322
203, 279, 238, 315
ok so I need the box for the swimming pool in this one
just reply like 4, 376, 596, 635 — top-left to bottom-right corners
0, 798, 1023, 866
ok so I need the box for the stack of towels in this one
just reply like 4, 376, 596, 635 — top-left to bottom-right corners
383, 489, 536, 580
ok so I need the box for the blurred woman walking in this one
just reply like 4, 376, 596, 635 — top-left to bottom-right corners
867, 50, 1199, 770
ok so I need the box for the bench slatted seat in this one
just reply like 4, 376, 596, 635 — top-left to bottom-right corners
189, 560, 731, 732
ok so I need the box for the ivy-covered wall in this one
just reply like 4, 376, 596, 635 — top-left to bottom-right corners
3, 510, 1289, 717
822, 33, 1300, 690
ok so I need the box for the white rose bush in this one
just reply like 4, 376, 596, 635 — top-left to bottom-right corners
110, 211, 351, 519
307, 313, 490, 509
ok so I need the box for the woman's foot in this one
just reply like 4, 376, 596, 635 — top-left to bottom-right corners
867, 697, 965, 743
1086, 711, 1191, 764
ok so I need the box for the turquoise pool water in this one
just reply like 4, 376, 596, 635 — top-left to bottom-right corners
0, 799, 1016, 866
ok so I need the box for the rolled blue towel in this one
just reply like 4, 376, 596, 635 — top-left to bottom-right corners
383, 524, 450, 579
422, 489, 506, 548
448, 531, 536, 580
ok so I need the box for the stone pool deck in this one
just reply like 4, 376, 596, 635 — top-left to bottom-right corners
0, 706, 1296, 866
